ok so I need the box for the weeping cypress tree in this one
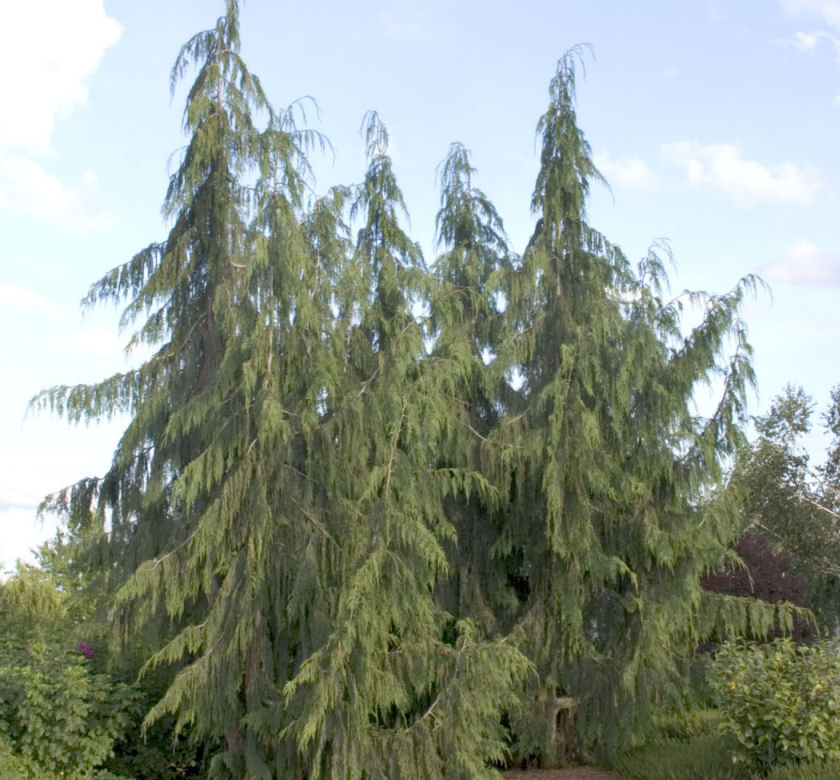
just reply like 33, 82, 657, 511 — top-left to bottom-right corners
480, 48, 788, 764
33, 0, 266, 576
35, 13, 529, 774
276, 113, 529, 780
431, 142, 513, 443
31, 2, 325, 775
429, 142, 517, 634
32, 6, 794, 775
32, 0, 269, 665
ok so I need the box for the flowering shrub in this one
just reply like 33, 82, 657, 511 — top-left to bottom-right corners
78, 640, 95, 659
0, 568, 134, 778
0, 634, 135, 778
710, 638, 840, 771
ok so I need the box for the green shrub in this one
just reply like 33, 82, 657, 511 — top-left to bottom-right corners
101, 689, 214, 780
0, 737, 43, 778
0, 736, 135, 779
710, 639, 840, 772
0, 636, 136, 778
0, 569, 135, 779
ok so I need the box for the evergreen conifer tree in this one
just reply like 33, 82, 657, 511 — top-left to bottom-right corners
33, 2, 316, 774
32, 9, 794, 775
276, 112, 528, 780
478, 48, 785, 764
429, 142, 516, 636
35, 9, 529, 776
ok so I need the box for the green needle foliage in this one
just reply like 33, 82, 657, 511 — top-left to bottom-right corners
32, 5, 785, 777
482, 47, 780, 765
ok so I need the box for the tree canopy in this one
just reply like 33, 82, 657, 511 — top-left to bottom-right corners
30, 3, 791, 776
724, 385, 840, 635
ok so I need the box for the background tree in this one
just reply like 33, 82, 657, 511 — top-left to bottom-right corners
821, 384, 840, 514
728, 385, 840, 635
429, 141, 514, 636
702, 534, 814, 643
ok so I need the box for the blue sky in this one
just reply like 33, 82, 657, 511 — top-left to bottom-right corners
1, 0, 838, 569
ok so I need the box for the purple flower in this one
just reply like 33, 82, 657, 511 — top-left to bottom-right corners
77, 641, 95, 660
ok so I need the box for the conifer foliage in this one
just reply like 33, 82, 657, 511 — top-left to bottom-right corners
35, 4, 776, 776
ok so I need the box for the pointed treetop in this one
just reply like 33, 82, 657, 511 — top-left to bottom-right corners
531, 43, 606, 224
437, 141, 475, 194
361, 110, 390, 159
169, 0, 267, 136
170, 0, 242, 95
434, 142, 476, 249
433, 141, 509, 268
547, 44, 593, 111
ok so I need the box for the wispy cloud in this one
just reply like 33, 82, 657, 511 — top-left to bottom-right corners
761, 240, 840, 284
778, 0, 840, 29
594, 151, 660, 194
777, 28, 840, 59
0, 0, 120, 229
0, 489, 42, 513
795, 29, 830, 49
0, 156, 109, 231
661, 141, 822, 208
377, 0, 429, 40
0, 0, 121, 154
0, 506, 59, 570
0, 283, 61, 318
776, 0, 840, 62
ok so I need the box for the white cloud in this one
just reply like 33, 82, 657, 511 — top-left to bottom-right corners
46, 328, 127, 359
0, 1, 120, 229
792, 29, 829, 49
777, 28, 840, 60
594, 151, 660, 193
0, 282, 60, 317
662, 141, 822, 208
378, 6, 425, 39
777, 0, 840, 62
0, 488, 42, 513
0, 155, 108, 230
761, 240, 840, 284
0, 0, 122, 155
778, 0, 840, 29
